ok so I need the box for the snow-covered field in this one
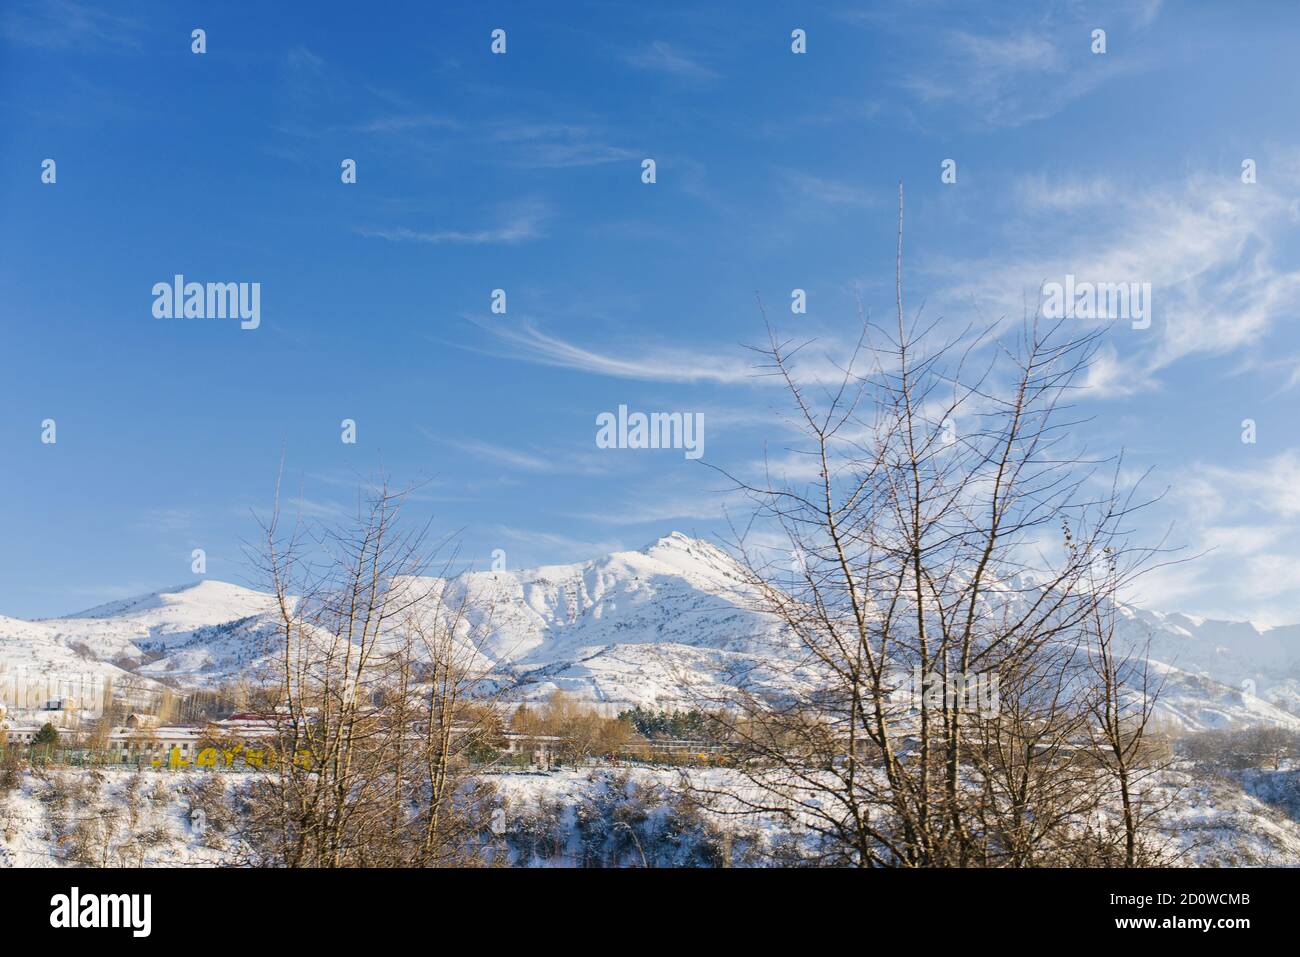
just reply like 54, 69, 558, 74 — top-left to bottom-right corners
0, 768, 252, 868
2, 763, 1297, 868
1154, 766, 1300, 865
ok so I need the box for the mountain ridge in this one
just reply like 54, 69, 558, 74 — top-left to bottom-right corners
1, 533, 1298, 729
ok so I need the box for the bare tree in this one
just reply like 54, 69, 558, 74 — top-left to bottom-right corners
1081, 547, 1175, 866
519, 692, 631, 766
399, 581, 506, 865
242, 471, 503, 867
692, 185, 1171, 867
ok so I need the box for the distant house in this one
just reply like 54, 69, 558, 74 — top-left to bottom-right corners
502, 732, 562, 766
1, 724, 47, 745
104, 726, 204, 759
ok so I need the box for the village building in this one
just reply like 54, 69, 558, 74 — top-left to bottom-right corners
501, 732, 562, 766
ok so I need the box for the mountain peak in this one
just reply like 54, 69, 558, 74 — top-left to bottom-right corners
64, 579, 273, 621
642, 531, 699, 552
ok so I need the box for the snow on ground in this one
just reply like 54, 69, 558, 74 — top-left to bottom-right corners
0, 768, 256, 868
1156, 766, 1300, 866
3, 763, 1295, 868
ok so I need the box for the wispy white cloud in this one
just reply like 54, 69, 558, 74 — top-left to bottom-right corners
782, 170, 879, 209
1182, 450, 1300, 522
1131, 0, 1166, 29
1016, 173, 1115, 212
902, 28, 1137, 128
459, 318, 868, 388
1078, 343, 1149, 399
464, 319, 760, 384
938, 165, 1300, 391
626, 41, 718, 80
1137, 450, 1300, 624
884, 0, 1162, 129
954, 30, 1060, 73
2, 0, 143, 50
359, 200, 550, 245
488, 123, 638, 169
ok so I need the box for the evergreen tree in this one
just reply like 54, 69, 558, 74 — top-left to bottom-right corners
33, 722, 59, 747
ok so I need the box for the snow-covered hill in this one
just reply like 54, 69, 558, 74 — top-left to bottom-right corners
0, 580, 281, 701
1, 534, 1298, 730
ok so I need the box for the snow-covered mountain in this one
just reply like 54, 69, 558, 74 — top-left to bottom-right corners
412, 531, 820, 709
2, 533, 1298, 730
0, 580, 280, 703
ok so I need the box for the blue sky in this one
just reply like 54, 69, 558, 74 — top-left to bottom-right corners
2, 0, 1299, 622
